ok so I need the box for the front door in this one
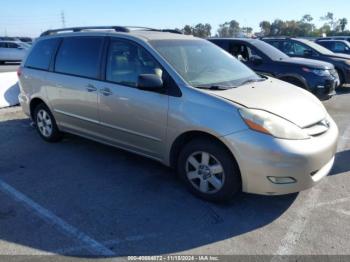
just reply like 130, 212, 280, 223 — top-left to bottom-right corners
97, 38, 169, 160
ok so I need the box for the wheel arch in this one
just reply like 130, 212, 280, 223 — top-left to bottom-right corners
168, 130, 240, 171
277, 73, 309, 90
334, 67, 345, 85
29, 97, 49, 120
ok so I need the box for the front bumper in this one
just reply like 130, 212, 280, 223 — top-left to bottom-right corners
311, 78, 337, 99
18, 92, 30, 117
222, 117, 339, 195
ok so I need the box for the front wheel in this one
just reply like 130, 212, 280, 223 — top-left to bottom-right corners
178, 138, 241, 202
34, 103, 63, 142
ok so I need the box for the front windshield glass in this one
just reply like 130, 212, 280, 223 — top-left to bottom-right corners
299, 39, 334, 55
149, 39, 261, 88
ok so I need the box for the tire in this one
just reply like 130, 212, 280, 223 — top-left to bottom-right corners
177, 138, 241, 202
33, 103, 63, 142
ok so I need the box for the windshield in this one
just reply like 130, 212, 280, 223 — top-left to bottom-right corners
254, 40, 289, 60
298, 39, 334, 55
149, 39, 260, 88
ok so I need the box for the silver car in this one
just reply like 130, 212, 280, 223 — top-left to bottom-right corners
0, 41, 30, 64
18, 26, 339, 202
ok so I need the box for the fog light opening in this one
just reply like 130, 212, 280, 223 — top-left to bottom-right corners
267, 176, 297, 184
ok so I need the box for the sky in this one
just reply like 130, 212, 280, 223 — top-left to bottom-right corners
1, 0, 349, 37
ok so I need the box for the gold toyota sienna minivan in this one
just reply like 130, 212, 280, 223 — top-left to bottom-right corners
18, 26, 339, 202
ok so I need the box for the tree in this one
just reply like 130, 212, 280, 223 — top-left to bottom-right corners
339, 18, 348, 32
321, 12, 337, 31
259, 21, 271, 36
241, 27, 253, 34
193, 23, 212, 38
298, 15, 315, 36
217, 20, 240, 37
181, 24, 212, 38
183, 25, 193, 35
270, 19, 285, 36
301, 14, 313, 23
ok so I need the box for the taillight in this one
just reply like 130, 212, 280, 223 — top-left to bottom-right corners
17, 67, 22, 77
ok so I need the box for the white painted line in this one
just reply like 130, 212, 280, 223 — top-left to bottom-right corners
338, 124, 350, 151
334, 208, 350, 216
271, 123, 350, 260
0, 179, 115, 257
271, 188, 321, 260
316, 197, 350, 208
53, 233, 160, 255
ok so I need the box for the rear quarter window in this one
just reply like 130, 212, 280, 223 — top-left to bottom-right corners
25, 38, 60, 70
54, 37, 104, 79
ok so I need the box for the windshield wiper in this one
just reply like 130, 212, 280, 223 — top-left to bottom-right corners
195, 85, 234, 90
239, 78, 266, 86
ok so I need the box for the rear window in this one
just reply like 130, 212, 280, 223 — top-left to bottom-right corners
25, 38, 60, 70
54, 37, 104, 79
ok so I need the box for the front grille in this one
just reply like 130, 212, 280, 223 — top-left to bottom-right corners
303, 119, 330, 137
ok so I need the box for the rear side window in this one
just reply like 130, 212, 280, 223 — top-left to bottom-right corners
334, 42, 347, 52
211, 40, 229, 50
25, 38, 60, 70
268, 41, 281, 49
55, 37, 104, 79
318, 42, 332, 49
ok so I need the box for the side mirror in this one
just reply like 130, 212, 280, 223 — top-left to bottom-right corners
137, 74, 163, 91
250, 55, 263, 65
303, 50, 313, 57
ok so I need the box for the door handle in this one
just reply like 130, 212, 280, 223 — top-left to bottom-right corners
100, 87, 113, 96
86, 84, 97, 92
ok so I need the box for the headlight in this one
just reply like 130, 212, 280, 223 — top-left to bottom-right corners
302, 67, 331, 77
239, 108, 310, 140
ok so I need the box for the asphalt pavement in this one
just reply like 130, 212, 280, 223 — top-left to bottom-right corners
0, 89, 349, 260
0, 64, 19, 73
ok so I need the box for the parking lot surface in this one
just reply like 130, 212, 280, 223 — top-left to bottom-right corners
0, 89, 349, 259
0, 64, 19, 73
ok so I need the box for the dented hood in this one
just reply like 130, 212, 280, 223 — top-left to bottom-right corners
207, 77, 327, 128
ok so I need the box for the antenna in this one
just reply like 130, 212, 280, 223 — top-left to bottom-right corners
61, 11, 66, 28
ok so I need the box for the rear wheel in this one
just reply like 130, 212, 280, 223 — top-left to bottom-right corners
178, 138, 241, 202
34, 103, 63, 142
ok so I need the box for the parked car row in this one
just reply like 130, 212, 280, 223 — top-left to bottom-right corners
0, 40, 31, 64
261, 37, 350, 87
316, 39, 350, 55
209, 38, 338, 99
0, 36, 33, 44
18, 26, 339, 202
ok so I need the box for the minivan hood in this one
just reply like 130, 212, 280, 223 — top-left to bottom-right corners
207, 78, 327, 128
279, 57, 334, 69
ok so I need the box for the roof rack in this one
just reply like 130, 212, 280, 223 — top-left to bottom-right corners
260, 36, 292, 39
40, 26, 182, 37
